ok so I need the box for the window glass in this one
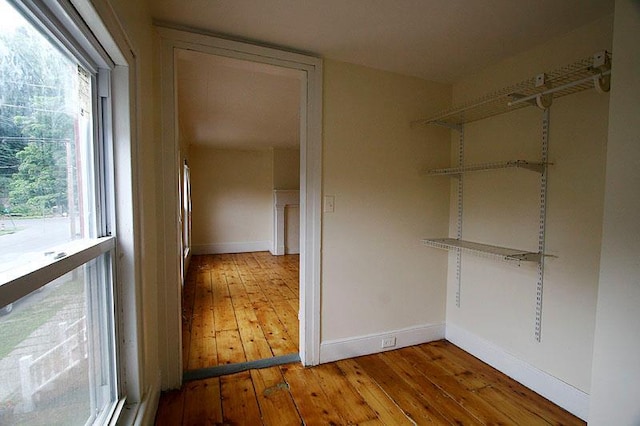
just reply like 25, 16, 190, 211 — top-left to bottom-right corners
0, 0, 96, 276
0, 1, 119, 424
0, 253, 115, 425
183, 163, 191, 257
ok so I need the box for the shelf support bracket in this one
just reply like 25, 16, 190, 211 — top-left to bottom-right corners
535, 73, 553, 110
594, 74, 611, 93
430, 121, 464, 132
535, 94, 553, 109
592, 51, 611, 93
515, 160, 545, 173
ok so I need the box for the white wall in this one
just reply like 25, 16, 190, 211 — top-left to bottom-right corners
443, 15, 613, 417
320, 60, 451, 359
190, 146, 273, 254
589, 1, 640, 424
273, 148, 300, 190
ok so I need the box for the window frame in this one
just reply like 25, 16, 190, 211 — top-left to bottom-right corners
182, 162, 191, 260
0, 237, 116, 305
0, 0, 135, 423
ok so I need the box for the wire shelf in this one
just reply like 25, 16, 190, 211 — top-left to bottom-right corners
412, 51, 611, 127
426, 160, 548, 176
422, 238, 541, 266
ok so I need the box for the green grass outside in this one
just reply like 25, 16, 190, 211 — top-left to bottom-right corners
0, 277, 84, 359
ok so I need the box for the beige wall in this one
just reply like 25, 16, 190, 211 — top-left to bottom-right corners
190, 146, 273, 253
273, 148, 300, 190
321, 60, 451, 342
590, 1, 640, 423
446, 15, 613, 393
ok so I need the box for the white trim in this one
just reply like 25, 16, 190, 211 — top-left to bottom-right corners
272, 190, 300, 255
300, 53, 323, 367
78, 0, 146, 408
445, 323, 589, 420
115, 374, 161, 426
16, 0, 114, 72
273, 189, 300, 206
192, 241, 272, 255
154, 25, 321, 68
157, 25, 323, 388
132, 382, 161, 426
319, 323, 445, 364
158, 32, 184, 391
69, 0, 129, 65
0, 237, 115, 306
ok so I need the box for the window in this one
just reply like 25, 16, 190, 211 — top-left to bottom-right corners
182, 162, 191, 260
0, 0, 120, 424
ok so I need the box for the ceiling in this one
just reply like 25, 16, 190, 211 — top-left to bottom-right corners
176, 50, 302, 149
160, 0, 614, 149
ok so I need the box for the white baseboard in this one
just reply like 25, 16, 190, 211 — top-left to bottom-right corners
269, 246, 300, 256
271, 244, 286, 256
445, 323, 589, 421
319, 322, 445, 364
192, 241, 271, 255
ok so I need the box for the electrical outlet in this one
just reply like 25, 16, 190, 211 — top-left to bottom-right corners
323, 195, 335, 213
381, 336, 396, 349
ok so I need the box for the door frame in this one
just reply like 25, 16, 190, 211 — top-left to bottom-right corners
156, 25, 323, 389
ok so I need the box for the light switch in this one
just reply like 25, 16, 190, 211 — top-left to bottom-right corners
323, 195, 335, 213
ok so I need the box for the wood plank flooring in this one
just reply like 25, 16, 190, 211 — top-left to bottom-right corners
182, 252, 299, 371
167, 252, 584, 425
156, 340, 584, 425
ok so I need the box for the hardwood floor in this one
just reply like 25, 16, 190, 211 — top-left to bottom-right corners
166, 252, 584, 425
182, 252, 299, 371
156, 340, 584, 425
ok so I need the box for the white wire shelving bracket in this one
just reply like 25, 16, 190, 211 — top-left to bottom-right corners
422, 238, 541, 266
426, 160, 550, 176
412, 51, 611, 127
416, 51, 612, 342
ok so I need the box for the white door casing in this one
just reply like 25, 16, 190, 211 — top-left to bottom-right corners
157, 26, 323, 389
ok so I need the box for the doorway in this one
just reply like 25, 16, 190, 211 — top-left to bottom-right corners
157, 26, 322, 389
176, 47, 302, 375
